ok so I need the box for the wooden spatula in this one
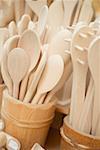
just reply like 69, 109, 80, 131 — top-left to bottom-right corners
1, 35, 20, 95
31, 55, 64, 104
7, 48, 30, 99
88, 36, 100, 136
70, 26, 95, 128
24, 50, 47, 103
18, 29, 41, 100
78, 77, 94, 133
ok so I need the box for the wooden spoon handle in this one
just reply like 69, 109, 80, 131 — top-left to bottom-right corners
13, 83, 19, 99
31, 93, 41, 104
0, 132, 7, 148
19, 73, 29, 101
38, 94, 46, 104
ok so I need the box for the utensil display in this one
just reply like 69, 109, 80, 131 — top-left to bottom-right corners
18, 29, 41, 100
31, 55, 64, 104
7, 48, 30, 99
24, 50, 47, 103
1, 35, 20, 95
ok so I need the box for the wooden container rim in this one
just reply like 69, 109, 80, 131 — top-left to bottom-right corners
64, 116, 100, 140
3, 89, 56, 110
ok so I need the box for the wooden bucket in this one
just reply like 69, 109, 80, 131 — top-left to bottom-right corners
0, 84, 5, 116
1, 90, 56, 150
60, 116, 100, 150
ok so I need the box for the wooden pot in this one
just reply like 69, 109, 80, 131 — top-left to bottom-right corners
60, 116, 100, 150
1, 90, 56, 150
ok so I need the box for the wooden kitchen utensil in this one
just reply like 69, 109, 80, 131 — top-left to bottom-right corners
44, 61, 72, 104
18, 29, 41, 100
31, 55, 64, 104
37, 5, 48, 36
70, 26, 95, 128
14, 0, 25, 22
25, 0, 47, 17
1, 35, 20, 95
78, 77, 94, 133
78, 0, 94, 23
24, 50, 47, 103
45, 0, 64, 42
63, 0, 78, 26
92, 0, 100, 18
8, 21, 17, 37
17, 14, 31, 35
7, 48, 30, 99
48, 29, 72, 64
88, 36, 100, 136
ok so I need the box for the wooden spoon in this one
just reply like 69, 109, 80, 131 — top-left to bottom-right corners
45, 0, 64, 42
14, 0, 25, 22
25, 0, 47, 17
8, 21, 17, 37
88, 36, 100, 136
7, 48, 30, 99
31, 55, 64, 104
44, 60, 72, 104
48, 29, 72, 64
37, 5, 48, 36
17, 14, 31, 35
78, 0, 94, 23
1, 35, 20, 95
63, 0, 78, 26
18, 29, 41, 100
24, 49, 47, 103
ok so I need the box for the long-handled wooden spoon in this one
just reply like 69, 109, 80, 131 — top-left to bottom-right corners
44, 60, 72, 104
24, 49, 47, 103
7, 48, 30, 99
1, 35, 20, 95
37, 5, 48, 37
31, 55, 64, 104
18, 29, 41, 100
